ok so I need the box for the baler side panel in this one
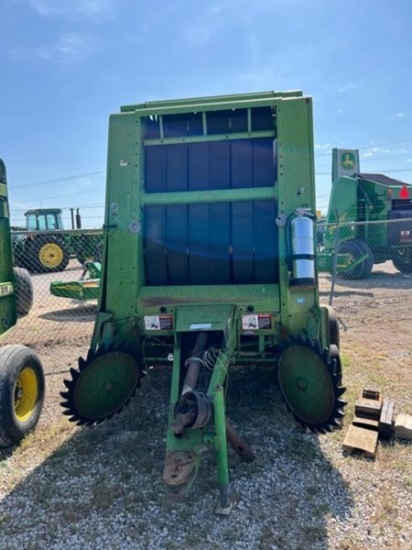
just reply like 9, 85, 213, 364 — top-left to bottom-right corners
276, 98, 318, 333
100, 114, 143, 327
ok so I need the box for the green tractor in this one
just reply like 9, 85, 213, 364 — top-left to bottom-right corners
12, 208, 102, 274
0, 159, 45, 448
60, 91, 346, 512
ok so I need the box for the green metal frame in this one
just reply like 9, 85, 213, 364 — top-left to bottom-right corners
0, 159, 18, 338
81, 91, 334, 509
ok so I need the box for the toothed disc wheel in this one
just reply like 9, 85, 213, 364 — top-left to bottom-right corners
277, 338, 346, 433
60, 351, 140, 425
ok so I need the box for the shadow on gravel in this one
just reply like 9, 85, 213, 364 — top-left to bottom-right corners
321, 270, 412, 291
0, 368, 353, 550
39, 304, 97, 322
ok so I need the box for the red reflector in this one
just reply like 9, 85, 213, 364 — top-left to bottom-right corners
400, 185, 410, 199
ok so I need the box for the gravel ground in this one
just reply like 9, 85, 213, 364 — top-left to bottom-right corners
1, 266, 412, 549
0, 349, 411, 550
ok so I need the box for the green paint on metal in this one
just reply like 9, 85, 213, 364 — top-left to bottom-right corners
144, 129, 276, 147
278, 344, 334, 424
213, 385, 230, 488
72, 352, 140, 419
0, 159, 18, 338
59, 90, 346, 509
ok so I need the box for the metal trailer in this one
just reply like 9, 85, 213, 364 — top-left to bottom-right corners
0, 159, 45, 447
60, 91, 346, 512
320, 148, 412, 279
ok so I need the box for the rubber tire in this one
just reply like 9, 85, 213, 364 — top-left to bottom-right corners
72, 236, 102, 267
13, 267, 33, 316
338, 240, 373, 280
0, 345, 45, 448
329, 344, 342, 386
328, 309, 340, 349
392, 250, 412, 274
31, 236, 70, 273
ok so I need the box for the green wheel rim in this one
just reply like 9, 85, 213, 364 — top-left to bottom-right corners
71, 352, 140, 420
278, 344, 335, 426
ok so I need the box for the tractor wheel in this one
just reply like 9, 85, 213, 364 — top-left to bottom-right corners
74, 236, 102, 267
392, 249, 412, 274
338, 240, 373, 280
13, 267, 33, 316
0, 345, 45, 448
31, 237, 70, 273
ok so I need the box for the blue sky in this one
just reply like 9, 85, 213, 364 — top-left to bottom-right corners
1, 0, 412, 227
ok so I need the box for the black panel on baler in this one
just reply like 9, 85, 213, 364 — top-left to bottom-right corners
231, 139, 254, 283
144, 119, 277, 284
144, 206, 168, 285
165, 144, 189, 284
186, 142, 211, 283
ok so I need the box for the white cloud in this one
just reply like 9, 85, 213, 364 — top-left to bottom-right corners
28, 0, 118, 20
335, 82, 358, 94
9, 32, 95, 64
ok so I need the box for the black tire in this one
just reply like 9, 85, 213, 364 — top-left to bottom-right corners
323, 305, 340, 349
13, 267, 33, 316
392, 250, 412, 274
73, 236, 102, 266
329, 344, 342, 386
31, 236, 70, 273
338, 240, 373, 280
0, 345, 45, 447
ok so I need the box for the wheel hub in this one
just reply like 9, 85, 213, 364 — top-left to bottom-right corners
39, 243, 64, 268
14, 367, 39, 422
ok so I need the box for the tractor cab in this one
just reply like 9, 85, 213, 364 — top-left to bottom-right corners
25, 209, 64, 231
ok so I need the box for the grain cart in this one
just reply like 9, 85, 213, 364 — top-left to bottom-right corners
320, 148, 412, 278
60, 91, 346, 512
12, 208, 102, 273
0, 159, 45, 447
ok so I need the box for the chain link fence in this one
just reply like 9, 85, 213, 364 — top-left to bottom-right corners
4, 228, 102, 348
3, 218, 412, 348
318, 217, 412, 333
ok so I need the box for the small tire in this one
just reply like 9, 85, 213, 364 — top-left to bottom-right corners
338, 240, 373, 280
323, 305, 340, 349
0, 345, 45, 448
31, 236, 70, 273
13, 267, 33, 316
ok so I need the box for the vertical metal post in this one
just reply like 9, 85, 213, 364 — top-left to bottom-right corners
213, 384, 232, 514
329, 207, 340, 306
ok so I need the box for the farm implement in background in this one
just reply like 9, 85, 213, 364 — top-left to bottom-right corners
12, 208, 102, 274
0, 159, 45, 448
318, 148, 412, 279
50, 261, 101, 300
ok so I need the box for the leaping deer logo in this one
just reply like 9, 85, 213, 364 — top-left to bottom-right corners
342, 152, 355, 169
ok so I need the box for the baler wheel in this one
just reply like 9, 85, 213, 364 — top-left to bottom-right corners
60, 349, 140, 425
277, 337, 346, 433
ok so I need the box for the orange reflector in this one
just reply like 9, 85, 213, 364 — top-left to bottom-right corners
400, 185, 410, 199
